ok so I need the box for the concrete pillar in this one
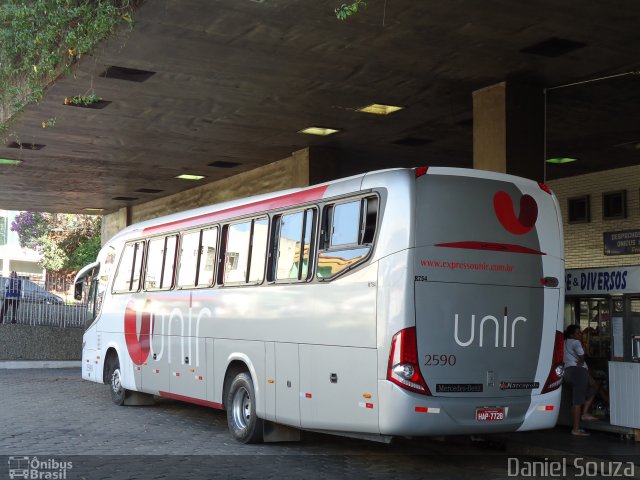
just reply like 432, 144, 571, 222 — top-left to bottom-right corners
101, 207, 129, 245
473, 81, 545, 181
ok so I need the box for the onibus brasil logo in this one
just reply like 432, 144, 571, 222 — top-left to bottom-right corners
8, 456, 72, 480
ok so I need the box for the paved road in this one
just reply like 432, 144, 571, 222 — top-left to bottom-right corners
0, 369, 616, 479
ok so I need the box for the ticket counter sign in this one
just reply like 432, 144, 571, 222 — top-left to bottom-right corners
604, 230, 640, 256
566, 266, 640, 295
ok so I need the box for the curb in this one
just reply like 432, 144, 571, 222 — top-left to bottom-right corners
0, 360, 81, 369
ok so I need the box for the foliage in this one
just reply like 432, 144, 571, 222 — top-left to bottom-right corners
64, 94, 102, 106
67, 235, 102, 270
11, 212, 102, 272
38, 235, 67, 272
335, 0, 367, 20
10, 212, 50, 250
0, 0, 136, 130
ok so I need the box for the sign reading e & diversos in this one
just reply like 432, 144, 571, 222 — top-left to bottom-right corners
565, 266, 640, 295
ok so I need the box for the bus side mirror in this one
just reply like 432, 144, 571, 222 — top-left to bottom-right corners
74, 282, 83, 301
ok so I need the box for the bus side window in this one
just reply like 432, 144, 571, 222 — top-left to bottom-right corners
331, 201, 360, 246
113, 241, 145, 293
360, 196, 378, 244
224, 221, 251, 284
273, 209, 316, 282
317, 197, 376, 280
222, 217, 268, 285
198, 227, 218, 287
177, 230, 201, 288
145, 235, 177, 290
248, 217, 268, 284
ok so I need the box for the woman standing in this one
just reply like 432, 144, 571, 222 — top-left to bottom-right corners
563, 325, 598, 436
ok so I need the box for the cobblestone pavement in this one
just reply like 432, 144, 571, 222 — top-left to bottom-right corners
0, 369, 614, 479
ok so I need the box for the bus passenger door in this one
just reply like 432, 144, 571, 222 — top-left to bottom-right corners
275, 342, 301, 427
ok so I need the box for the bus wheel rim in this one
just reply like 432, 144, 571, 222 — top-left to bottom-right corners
232, 386, 251, 430
112, 369, 122, 394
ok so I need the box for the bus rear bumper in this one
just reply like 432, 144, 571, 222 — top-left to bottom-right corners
378, 381, 560, 436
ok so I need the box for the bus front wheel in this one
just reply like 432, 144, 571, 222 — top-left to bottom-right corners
226, 372, 263, 444
108, 356, 127, 406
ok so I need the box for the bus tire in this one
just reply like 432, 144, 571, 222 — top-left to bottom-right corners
108, 356, 127, 406
226, 372, 263, 444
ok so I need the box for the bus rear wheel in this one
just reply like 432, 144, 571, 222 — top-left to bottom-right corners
108, 356, 127, 406
226, 372, 263, 444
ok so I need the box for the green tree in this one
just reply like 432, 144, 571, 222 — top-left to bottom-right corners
11, 212, 101, 272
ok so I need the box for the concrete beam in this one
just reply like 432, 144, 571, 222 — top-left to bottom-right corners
102, 147, 341, 242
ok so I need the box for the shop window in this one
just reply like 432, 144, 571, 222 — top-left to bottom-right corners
603, 190, 627, 220
568, 195, 590, 223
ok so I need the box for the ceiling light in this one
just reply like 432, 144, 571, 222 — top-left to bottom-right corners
358, 104, 403, 115
0, 158, 22, 165
298, 127, 340, 136
83, 208, 104, 212
176, 174, 205, 180
546, 157, 577, 164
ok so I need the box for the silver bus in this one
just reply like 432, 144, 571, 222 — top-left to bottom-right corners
75, 167, 564, 443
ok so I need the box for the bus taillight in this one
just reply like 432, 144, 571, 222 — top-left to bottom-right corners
541, 330, 564, 393
415, 166, 428, 178
537, 181, 552, 195
387, 327, 431, 395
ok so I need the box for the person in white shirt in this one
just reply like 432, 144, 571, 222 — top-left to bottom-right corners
563, 325, 598, 436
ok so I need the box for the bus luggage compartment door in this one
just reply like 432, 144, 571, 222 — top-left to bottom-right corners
275, 342, 301, 427
415, 281, 557, 399
299, 345, 379, 433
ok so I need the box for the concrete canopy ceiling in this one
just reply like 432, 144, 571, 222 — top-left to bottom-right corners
1, 0, 639, 214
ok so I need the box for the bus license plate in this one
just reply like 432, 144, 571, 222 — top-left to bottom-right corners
476, 407, 505, 421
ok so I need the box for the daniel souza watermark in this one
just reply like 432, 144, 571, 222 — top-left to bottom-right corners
8, 457, 72, 480
508, 457, 635, 477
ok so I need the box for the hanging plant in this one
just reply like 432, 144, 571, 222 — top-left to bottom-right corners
0, 0, 137, 132
64, 94, 102, 106
335, 0, 367, 20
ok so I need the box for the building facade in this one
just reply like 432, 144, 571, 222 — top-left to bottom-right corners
548, 164, 640, 269
0, 210, 45, 280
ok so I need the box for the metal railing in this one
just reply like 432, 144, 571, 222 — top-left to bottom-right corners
0, 277, 89, 329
